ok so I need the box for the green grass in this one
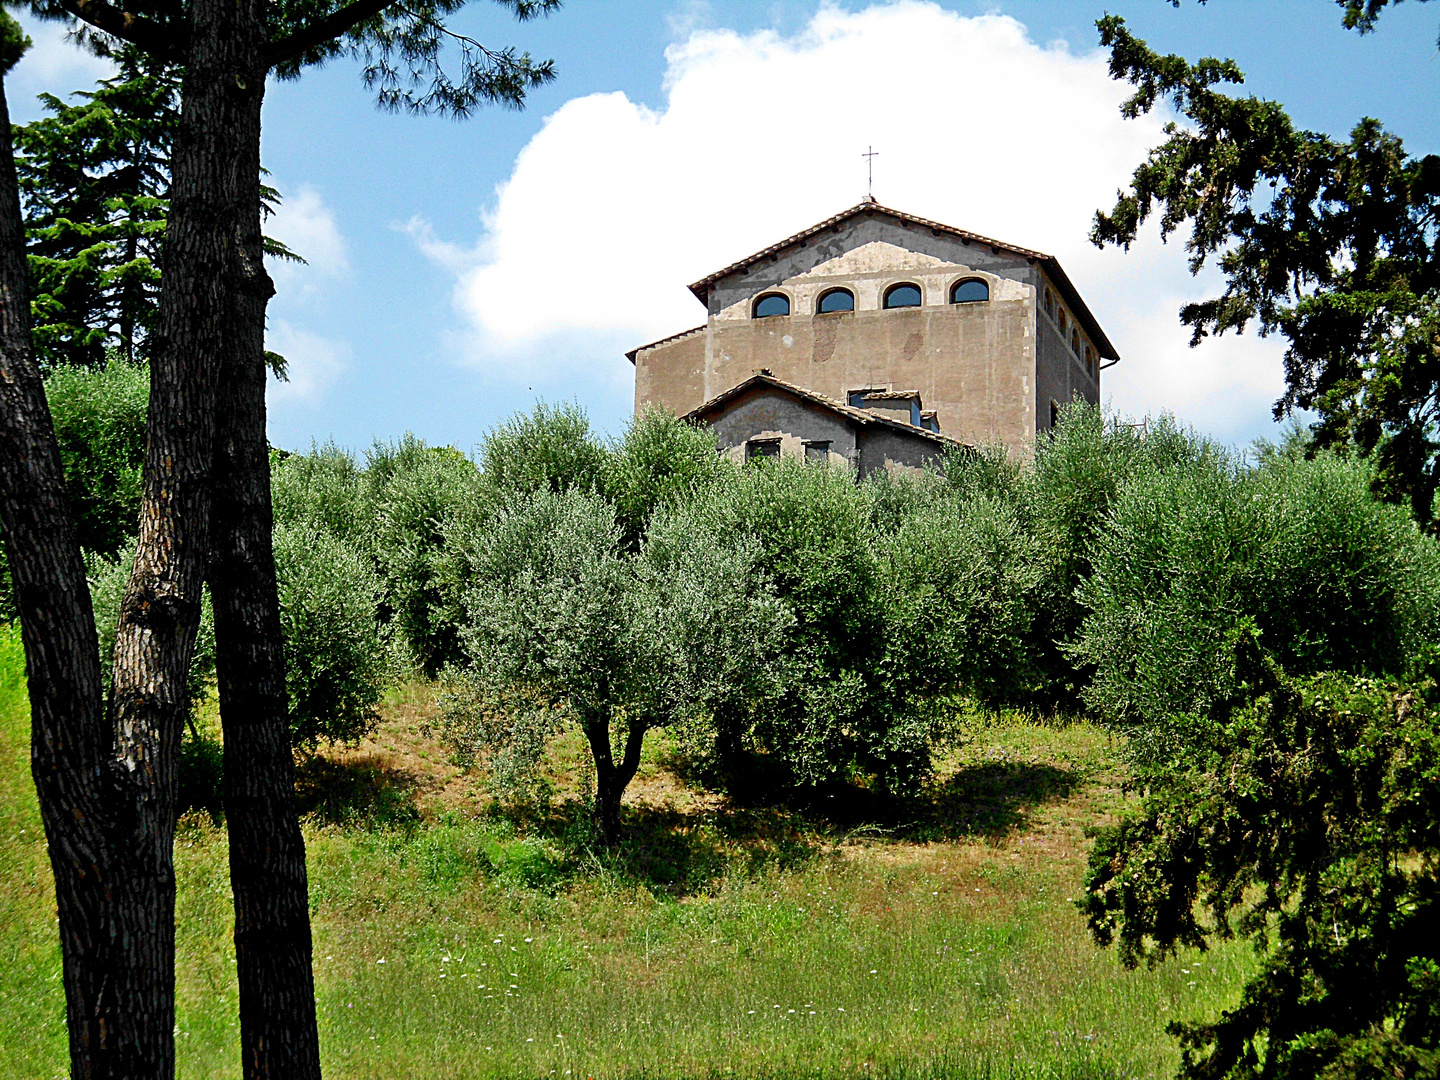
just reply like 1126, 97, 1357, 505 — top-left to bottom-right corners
0, 624, 1255, 1079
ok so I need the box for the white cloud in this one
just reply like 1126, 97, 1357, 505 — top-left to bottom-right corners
267, 184, 349, 294
415, 0, 1289, 442
267, 321, 350, 404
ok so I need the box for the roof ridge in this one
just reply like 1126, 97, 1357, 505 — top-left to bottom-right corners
687, 201, 1052, 300
684, 372, 964, 448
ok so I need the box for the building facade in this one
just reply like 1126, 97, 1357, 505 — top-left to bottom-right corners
628, 200, 1119, 459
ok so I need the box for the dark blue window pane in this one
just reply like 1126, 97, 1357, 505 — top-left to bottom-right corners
950, 279, 989, 304
884, 284, 921, 308
754, 294, 789, 318
818, 289, 854, 314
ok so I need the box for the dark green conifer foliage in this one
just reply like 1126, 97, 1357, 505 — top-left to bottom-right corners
14, 50, 299, 371
15, 49, 173, 369
1093, 15, 1440, 523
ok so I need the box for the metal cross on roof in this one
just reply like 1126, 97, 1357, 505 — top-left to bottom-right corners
863, 146, 878, 198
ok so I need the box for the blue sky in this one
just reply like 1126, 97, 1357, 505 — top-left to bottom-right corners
11, 0, 1439, 456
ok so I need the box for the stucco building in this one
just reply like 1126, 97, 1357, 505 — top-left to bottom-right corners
628, 199, 1119, 462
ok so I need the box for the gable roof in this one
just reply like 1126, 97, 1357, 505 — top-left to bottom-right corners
687, 198, 1119, 362
684, 371, 967, 450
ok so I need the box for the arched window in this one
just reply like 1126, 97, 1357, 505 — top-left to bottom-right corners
1071, 328, 1082, 354
753, 293, 790, 318
817, 288, 855, 314
1044, 288, 1056, 318
950, 279, 989, 304
883, 283, 922, 309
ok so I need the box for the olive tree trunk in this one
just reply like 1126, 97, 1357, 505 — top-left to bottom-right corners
584, 717, 646, 846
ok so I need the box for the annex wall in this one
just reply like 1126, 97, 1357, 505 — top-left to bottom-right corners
705, 389, 858, 466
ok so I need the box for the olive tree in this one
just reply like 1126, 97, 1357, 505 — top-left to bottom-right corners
438, 486, 789, 845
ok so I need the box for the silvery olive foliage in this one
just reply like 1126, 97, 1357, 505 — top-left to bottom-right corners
1074, 447, 1440, 751
436, 485, 792, 843
272, 521, 389, 750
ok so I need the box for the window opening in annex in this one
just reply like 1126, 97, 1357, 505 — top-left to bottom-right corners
883, 283, 921, 309
753, 293, 790, 318
950, 279, 989, 304
746, 438, 781, 462
817, 288, 855, 314
804, 440, 831, 462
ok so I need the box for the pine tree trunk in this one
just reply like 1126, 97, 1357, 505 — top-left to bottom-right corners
207, 99, 322, 1075
0, 72, 128, 1077
101, 0, 273, 1069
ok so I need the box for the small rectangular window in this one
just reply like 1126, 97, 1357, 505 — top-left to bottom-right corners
746, 438, 781, 461
804, 441, 831, 462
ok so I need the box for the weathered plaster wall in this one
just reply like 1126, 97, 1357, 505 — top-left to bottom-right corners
856, 427, 947, 479
701, 294, 1035, 451
631, 210, 1118, 460
634, 327, 706, 418
706, 214, 1039, 316
1034, 271, 1100, 431
706, 390, 856, 466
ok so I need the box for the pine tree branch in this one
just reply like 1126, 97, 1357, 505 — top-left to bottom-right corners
54, 0, 185, 61
264, 0, 395, 69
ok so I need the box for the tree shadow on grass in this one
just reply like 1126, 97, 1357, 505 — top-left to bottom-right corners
290, 749, 1081, 898
519, 757, 1079, 896
718, 755, 1083, 847
294, 755, 423, 830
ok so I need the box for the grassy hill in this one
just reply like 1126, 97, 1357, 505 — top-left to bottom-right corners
0, 625, 1253, 1079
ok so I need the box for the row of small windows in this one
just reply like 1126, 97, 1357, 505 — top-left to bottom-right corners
1043, 285, 1099, 380
752, 279, 989, 318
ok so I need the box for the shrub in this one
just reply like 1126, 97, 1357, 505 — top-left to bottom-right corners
878, 489, 1043, 709
1074, 449, 1440, 738
273, 522, 388, 749
685, 459, 896, 785
271, 442, 370, 551
437, 486, 791, 844
44, 356, 148, 557
365, 435, 482, 675
605, 408, 725, 549
1018, 404, 1222, 709
478, 400, 608, 498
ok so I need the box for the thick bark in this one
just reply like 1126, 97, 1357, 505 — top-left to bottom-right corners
0, 74, 126, 1076
584, 717, 646, 846
207, 103, 322, 1076
101, 0, 271, 1069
